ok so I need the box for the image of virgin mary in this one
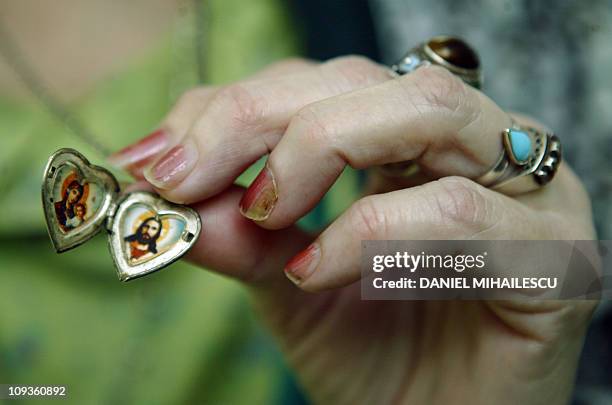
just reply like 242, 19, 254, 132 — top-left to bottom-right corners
55, 180, 85, 231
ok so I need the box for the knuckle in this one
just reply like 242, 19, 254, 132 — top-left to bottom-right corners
324, 55, 391, 89
349, 196, 389, 240
430, 177, 491, 228
409, 65, 473, 115
291, 105, 336, 147
208, 83, 265, 130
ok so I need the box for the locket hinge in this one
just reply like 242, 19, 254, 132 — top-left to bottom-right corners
105, 201, 119, 233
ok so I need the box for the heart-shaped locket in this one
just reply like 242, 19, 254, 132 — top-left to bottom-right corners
109, 192, 201, 281
42, 149, 119, 252
42, 148, 201, 281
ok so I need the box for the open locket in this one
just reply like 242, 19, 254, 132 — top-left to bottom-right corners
42, 148, 201, 281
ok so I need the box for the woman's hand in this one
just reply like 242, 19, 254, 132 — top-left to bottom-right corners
110, 57, 598, 404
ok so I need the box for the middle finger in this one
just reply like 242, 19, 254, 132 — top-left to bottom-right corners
239, 65, 513, 228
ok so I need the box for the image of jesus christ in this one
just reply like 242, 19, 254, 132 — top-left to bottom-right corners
123, 217, 162, 263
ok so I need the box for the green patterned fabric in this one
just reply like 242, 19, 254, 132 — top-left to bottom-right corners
0, 1, 363, 403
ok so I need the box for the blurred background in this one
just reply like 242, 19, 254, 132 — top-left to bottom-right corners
0, 0, 610, 404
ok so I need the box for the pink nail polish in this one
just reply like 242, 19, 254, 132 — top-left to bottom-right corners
284, 243, 320, 285
144, 139, 198, 189
108, 129, 168, 169
239, 165, 278, 221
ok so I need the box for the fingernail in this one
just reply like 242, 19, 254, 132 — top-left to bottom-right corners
239, 164, 278, 221
144, 138, 198, 189
284, 243, 320, 285
108, 129, 168, 169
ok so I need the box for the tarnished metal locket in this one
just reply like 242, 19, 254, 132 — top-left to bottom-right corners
42, 148, 201, 282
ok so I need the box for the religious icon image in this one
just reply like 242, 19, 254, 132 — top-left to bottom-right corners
124, 217, 162, 262
52, 164, 103, 233
120, 204, 186, 265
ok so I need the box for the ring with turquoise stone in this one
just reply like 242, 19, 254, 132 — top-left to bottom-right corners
476, 125, 562, 195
